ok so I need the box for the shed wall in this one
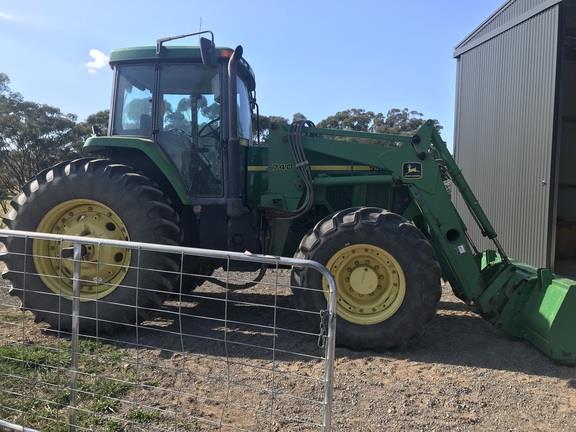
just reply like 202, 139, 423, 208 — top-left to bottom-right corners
453, 5, 559, 267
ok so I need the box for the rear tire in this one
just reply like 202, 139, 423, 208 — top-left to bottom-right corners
291, 207, 441, 351
1, 159, 182, 334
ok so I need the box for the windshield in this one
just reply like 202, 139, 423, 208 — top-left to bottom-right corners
113, 65, 155, 136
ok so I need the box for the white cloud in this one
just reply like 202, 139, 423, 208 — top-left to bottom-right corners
0, 11, 18, 21
85, 49, 110, 74
0, 11, 43, 26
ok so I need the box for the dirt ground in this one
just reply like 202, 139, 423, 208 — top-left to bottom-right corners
331, 287, 576, 432
0, 259, 575, 431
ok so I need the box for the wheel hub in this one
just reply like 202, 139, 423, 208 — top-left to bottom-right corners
323, 243, 406, 325
349, 266, 379, 295
33, 199, 131, 301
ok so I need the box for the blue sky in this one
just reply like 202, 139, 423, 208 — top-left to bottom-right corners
0, 0, 503, 148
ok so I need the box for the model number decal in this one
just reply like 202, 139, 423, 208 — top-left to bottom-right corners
271, 163, 294, 171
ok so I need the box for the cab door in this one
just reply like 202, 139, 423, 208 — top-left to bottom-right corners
155, 63, 224, 199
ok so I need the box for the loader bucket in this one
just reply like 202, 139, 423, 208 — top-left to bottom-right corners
521, 271, 576, 364
480, 256, 576, 365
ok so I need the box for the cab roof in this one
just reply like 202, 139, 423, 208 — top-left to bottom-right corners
109, 46, 235, 64
109, 45, 255, 87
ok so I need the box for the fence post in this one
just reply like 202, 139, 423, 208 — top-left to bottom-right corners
68, 243, 82, 432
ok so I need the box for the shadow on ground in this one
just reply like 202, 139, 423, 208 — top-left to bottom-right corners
46, 285, 575, 380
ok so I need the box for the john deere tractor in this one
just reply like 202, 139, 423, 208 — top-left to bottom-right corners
2, 33, 575, 363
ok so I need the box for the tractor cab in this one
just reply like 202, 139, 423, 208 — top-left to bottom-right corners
112, 61, 227, 196
105, 33, 255, 202
86, 33, 260, 253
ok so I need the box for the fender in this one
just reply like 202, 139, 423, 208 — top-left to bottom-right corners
84, 136, 190, 205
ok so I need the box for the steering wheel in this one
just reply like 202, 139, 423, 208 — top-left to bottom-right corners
199, 118, 221, 140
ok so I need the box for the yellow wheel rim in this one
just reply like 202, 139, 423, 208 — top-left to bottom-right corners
322, 244, 406, 325
33, 199, 131, 301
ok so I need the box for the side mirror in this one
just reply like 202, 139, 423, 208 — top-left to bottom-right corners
200, 37, 216, 66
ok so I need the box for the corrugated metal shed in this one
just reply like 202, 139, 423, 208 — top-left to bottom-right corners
456, 0, 560, 55
453, 0, 562, 267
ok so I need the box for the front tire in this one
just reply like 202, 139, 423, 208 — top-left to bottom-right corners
291, 207, 441, 351
1, 159, 182, 334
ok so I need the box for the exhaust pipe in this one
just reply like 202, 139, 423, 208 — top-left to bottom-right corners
227, 45, 243, 217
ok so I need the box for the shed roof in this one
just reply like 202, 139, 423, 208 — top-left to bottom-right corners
454, 0, 562, 57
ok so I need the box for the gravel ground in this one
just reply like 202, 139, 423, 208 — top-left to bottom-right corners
330, 286, 576, 431
0, 258, 574, 431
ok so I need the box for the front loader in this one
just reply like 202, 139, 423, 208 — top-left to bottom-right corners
1, 33, 575, 364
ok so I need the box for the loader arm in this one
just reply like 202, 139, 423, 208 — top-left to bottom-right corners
268, 123, 489, 302
266, 122, 576, 364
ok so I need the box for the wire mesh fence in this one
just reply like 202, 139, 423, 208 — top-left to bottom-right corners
0, 229, 336, 432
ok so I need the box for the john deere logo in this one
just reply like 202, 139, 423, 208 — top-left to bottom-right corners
403, 162, 422, 179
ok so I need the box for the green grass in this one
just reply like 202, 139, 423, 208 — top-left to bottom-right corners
0, 334, 137, 431
127, 408, 163, 424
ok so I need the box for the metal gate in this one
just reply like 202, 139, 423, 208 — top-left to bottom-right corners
0, 229, 336, 431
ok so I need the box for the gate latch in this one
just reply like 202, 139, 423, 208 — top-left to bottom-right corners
317, 309, 332, 349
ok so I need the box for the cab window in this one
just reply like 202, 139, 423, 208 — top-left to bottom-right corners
113, 65, 155, 136
157, 64, 223, 196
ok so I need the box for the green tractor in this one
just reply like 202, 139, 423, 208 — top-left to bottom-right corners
2, 33, 576, 363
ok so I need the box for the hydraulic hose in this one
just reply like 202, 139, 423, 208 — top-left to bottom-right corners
266, 120, 316, 220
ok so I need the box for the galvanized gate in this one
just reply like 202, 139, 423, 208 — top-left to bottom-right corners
0, 229, 336, 431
